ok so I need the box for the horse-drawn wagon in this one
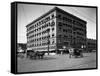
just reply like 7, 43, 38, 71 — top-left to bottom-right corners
69, 48, 83, 58
27, 50, 45, 59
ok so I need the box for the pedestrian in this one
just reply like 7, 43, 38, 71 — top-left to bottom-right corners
69, 47, 74, 58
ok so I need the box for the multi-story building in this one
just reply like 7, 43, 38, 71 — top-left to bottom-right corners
86, 39, 97, 52
26, 7, 87, 53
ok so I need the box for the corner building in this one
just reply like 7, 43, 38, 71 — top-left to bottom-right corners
26, 7, 87, 53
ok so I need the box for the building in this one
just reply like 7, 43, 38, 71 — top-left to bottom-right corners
17, 43, 27, 53
86, 39, 97, 52
26, 7, 87, 53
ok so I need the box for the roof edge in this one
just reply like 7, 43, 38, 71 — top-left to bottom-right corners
26, 7, 87, 27
26, 7, 58, 27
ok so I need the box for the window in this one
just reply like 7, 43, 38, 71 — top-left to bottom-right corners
39, 27, 41, 30
59, 27, 61, 30
35, 24, 36, 27
52, 28, 54, 31
58, 14, 61, 19
48, 40, 50, 44
51, 14, 54, 18
58, 22, 62, 26
62, 17, 68, 21
39, 21, 41, 25
46, 23, 49, 27
48, 22, 50, 26
47, 35, 50, 38
67, 29, 72, 33
51, 21, 55, 27
37, 23, 39, 26
52, 40, 55, 44
63, 29, 66, 32
52, 34, 54, 37
58, 35, 62, 38
47, 28, 50, 32
45, 16, 50, 22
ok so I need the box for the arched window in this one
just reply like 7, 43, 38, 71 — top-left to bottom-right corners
51, 20, 55, 27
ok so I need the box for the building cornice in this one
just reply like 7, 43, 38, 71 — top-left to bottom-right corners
26, 7, 87, 27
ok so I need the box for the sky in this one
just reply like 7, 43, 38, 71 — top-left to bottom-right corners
18, 3, 97, 43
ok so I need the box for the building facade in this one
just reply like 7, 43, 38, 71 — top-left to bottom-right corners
86, 39, 97, 52
26, 7, 87, 53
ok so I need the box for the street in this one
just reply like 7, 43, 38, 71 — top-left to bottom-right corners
17, 52, 97, 72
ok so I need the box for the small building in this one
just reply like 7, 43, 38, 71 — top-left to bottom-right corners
86, 39, 97, 52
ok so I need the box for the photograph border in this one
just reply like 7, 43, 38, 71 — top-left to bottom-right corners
11, 1, 98, 74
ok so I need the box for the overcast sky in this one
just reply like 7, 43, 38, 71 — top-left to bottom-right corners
18, 3, 97, 43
